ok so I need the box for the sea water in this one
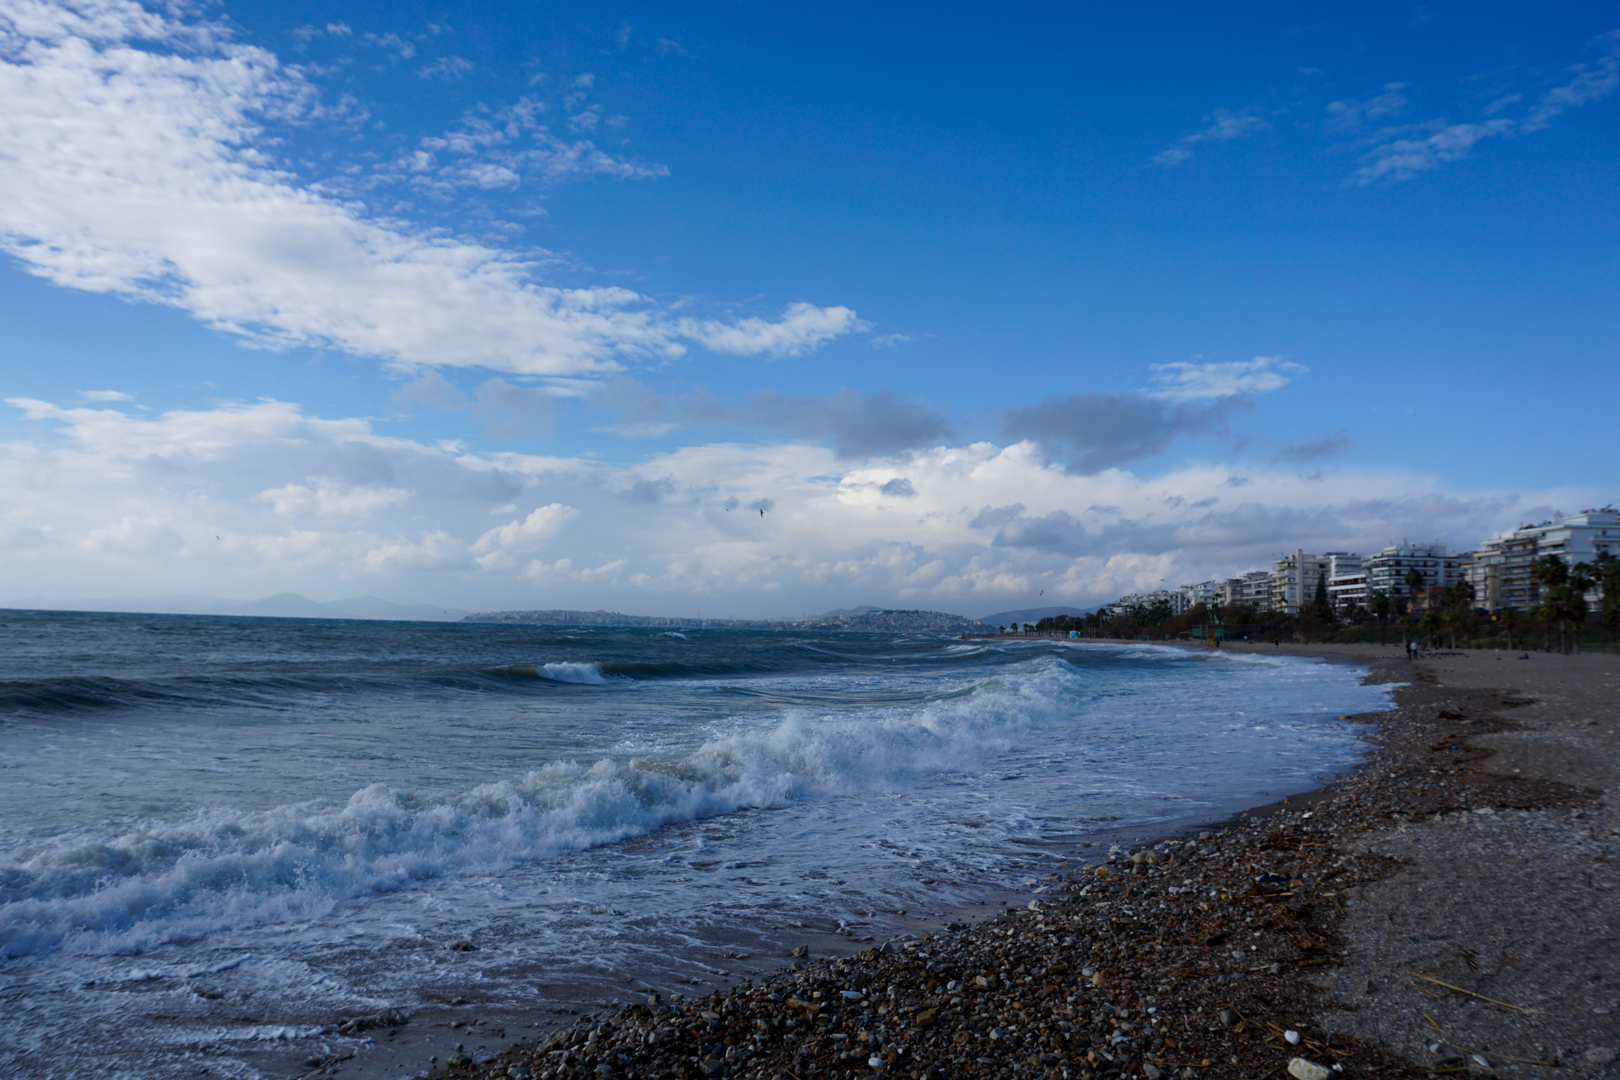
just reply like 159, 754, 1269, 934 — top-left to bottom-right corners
0, 611, 1390, 1078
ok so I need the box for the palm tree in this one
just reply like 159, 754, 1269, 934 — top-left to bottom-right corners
1404, 566, 1426, 606
1594, 551, 1620, 629
1532, 555, 1588, 654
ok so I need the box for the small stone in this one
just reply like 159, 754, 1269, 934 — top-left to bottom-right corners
989, 1027, 1006, 1041
868, 1055, 885, 1068
1218, 1009, 1239, 1027
1586, 1047, 1617, 1065
1143, 1064, 1164, 1080
791, 945, 809, 958
1092, 970, 1108, 987
1286, 1059, 1331, 1080
1471, 1054, 1491, 1069
447, 1054, 473, 1068
914, 1008, 939, 1029
1284, 1029, 1301, 1045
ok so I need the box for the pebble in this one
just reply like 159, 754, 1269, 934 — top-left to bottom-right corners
1287, 1058, 1332, 1080
434, 673, 1607, 1080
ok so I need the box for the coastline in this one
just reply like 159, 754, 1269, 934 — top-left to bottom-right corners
397, 644, 1619, 1080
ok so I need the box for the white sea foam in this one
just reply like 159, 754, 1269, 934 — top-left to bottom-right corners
540, 661, 615, 684
0, 659, 1090, 959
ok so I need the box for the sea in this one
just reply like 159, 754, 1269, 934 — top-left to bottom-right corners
0, 610, 1391, 1079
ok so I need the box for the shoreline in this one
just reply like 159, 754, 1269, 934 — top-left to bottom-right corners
396, 644, 1619, 1080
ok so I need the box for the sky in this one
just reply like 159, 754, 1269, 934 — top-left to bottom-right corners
1, 0, 1616, 618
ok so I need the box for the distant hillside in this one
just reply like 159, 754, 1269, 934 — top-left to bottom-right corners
978, 605, 1093, 627
465, 606, 988, 633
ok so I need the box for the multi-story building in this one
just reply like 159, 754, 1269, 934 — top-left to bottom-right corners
1219, 570, 1273, 611
1471, 508, 1620, 611
1460, 546, 1502, 612
1325, 552, 1367, 615
1180, 580, 1221, 612
1269, 550, 1331, 615
1364, 541, 1459, 604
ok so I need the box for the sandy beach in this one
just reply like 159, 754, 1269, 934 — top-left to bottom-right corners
386, 643, 1620, 1080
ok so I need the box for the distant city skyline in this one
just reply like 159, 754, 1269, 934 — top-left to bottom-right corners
3, 1, 1616, 617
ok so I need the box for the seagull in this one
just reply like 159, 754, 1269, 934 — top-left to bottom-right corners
759, 508, 765, 517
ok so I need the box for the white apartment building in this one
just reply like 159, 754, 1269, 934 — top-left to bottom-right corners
1325, 552, 1367, 615
1221, 570, 1274, 611
1364, 541, 1459, 604
1180, 580, 1222, 611
1468, 508, 1620, 611
1270, 550, 1331, 615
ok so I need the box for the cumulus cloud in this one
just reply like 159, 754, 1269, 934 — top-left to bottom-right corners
1152, 108, 1269, 166
0, 1, 859, 376
880, 478, 916, 498
1, 395, 1591, 615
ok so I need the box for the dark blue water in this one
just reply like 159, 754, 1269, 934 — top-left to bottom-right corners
0, 610, 1388, 1078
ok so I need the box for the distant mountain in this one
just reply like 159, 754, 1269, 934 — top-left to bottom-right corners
465, 606, 988, 633
977, 605, 1094, 627
3, 593, 469, 622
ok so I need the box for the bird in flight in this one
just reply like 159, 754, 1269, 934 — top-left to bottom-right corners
759, 508, 765, 517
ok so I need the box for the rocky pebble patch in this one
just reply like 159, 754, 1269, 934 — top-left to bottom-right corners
395, 661, 1612, 1080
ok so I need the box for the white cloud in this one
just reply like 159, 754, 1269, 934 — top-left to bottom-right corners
258, 477, 409, 517
1153, 108, 1269, 166
3, 395, 1593, 617
1523, 33, 1619, 131
1325, 83, 1407, 131
384, 98, 667, 194
1347, 32, 1618, 184
1352, 119, 1513, 183
679, 302, 869, 358
81, 389, 131, 401
0, 1, 859, 377
416, 54, 472, 81
1147, 356, 1305, 401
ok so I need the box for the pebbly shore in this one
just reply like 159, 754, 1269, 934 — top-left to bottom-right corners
357, 644, 1618, 1080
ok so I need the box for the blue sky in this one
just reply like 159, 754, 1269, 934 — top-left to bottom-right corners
1, 0, 1616, 617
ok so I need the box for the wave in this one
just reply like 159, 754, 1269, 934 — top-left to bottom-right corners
0, 658, 1088, 960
